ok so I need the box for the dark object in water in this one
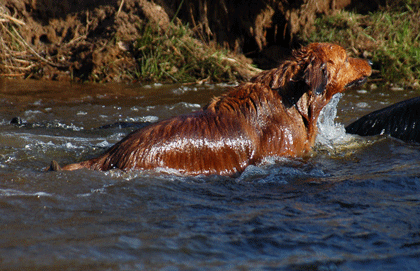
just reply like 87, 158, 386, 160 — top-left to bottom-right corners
10, 117, 26, 126
346, 96, 420, 143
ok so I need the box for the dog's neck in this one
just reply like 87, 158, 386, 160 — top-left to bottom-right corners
278, 83, 329, 139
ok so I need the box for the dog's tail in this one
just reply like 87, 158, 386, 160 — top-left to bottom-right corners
47, 160, 89, 171
48, 160, 62, 171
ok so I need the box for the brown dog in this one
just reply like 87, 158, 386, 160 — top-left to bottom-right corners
51, 43, 371, 176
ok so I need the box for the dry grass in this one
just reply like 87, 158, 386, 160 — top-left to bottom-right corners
0, 8, 31, 77
0, 7, 73, 79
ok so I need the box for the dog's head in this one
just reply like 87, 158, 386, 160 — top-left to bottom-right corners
252, 42, 372, 122
298, 43, 372, 100
254, 42, 372, 97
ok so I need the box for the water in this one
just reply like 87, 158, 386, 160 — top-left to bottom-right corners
0, 79, 419, 270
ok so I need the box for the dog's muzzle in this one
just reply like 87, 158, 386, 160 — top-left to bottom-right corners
345, 76, 368, 89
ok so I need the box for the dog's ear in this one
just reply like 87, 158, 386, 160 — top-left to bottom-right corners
267, 69, 286, 90
304, 60, 329, 95
269, 64, 300, 90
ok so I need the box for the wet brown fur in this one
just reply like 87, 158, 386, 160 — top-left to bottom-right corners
53, 43, 372, 176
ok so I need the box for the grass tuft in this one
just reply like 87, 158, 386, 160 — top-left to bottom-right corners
133, 22, 260, 83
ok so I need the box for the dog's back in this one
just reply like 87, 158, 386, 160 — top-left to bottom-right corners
64, 82, 308, 175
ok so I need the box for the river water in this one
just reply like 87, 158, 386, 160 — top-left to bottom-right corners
0, 79, 419, 270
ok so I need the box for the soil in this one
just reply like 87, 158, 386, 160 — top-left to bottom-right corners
0, 0, 382, 83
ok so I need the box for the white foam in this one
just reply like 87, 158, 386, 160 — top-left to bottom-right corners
356, 102, 370, 108
64, 142, 84, 149
123, 115, 159, 123
316, 93, 352, 148
0, 189, 52, 197
96, 140, 112, 148
172, 86, 198, 95
168, 102, 201, 111
53, 122, 84, 131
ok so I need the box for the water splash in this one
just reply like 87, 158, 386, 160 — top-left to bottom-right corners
316, 93, 352, 149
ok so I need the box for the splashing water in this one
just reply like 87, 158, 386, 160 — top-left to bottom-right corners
316, 93, 352, 148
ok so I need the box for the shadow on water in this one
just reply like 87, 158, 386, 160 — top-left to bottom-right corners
0, 78, 419, 270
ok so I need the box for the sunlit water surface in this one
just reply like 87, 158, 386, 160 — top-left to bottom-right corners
0, 79, 419, 270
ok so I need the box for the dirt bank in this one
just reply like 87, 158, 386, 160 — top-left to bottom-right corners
1, 0, 171, 81
0, 0, 381, 83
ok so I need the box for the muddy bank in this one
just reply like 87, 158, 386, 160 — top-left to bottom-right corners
1, 0, 169, 82
0, 0, 380, 83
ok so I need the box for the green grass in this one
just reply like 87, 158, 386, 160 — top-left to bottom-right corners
304, 4, 420, 86
133, 22, 255, 83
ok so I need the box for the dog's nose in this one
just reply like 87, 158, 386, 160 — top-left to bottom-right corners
367, 59, 373, 66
